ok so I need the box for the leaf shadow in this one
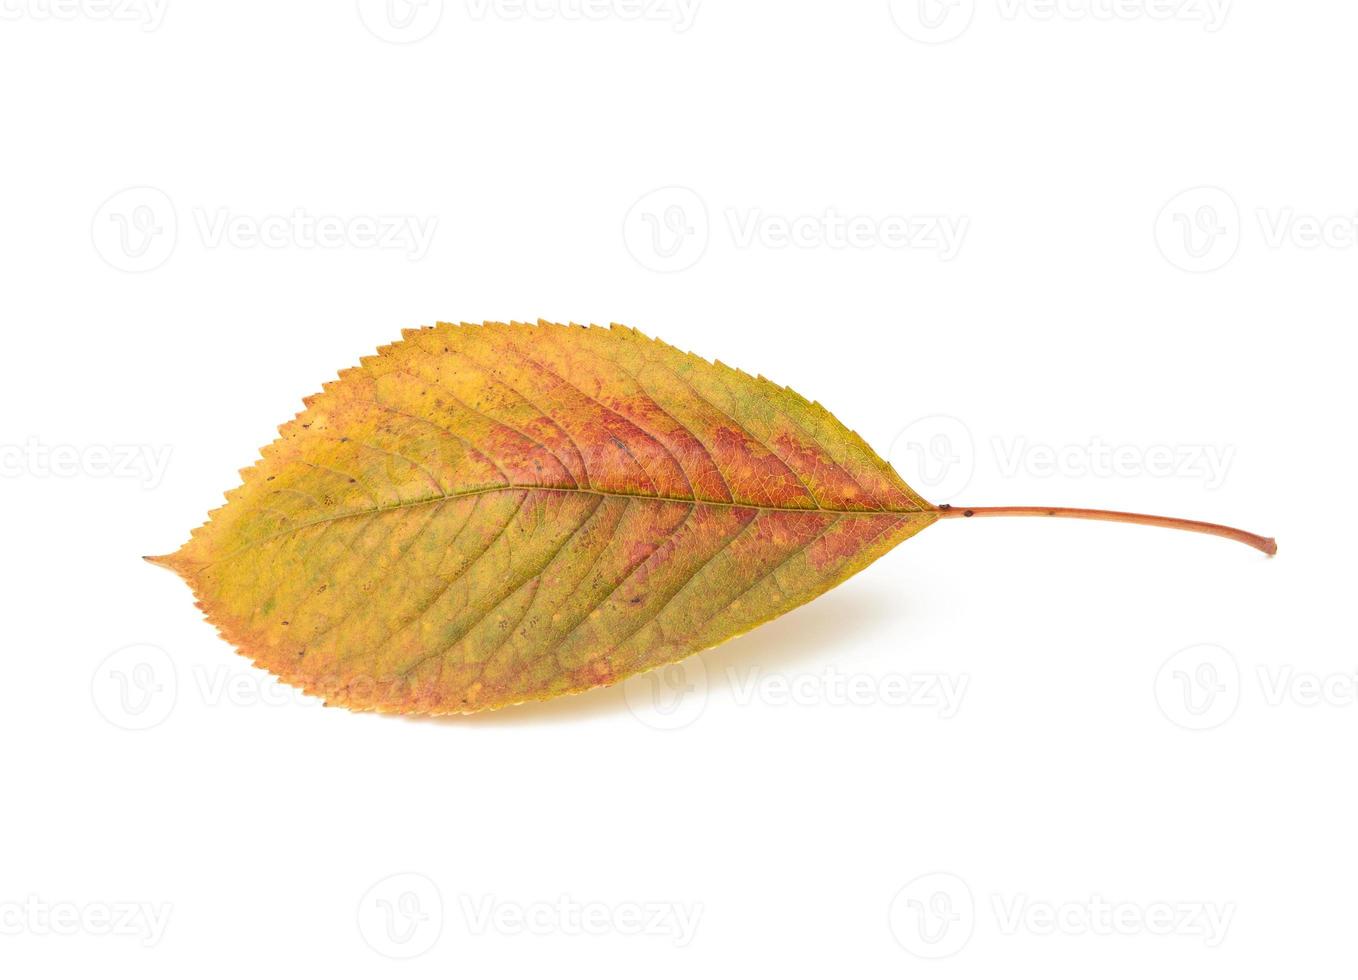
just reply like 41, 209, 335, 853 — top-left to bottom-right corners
415, 583, 904, 728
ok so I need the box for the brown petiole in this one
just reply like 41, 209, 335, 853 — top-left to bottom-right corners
934, 503, 1277, 556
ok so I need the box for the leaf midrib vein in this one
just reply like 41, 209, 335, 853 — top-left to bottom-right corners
215, 483, 932, 568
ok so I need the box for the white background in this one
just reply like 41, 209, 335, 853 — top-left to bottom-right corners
1, 1, 1351, 976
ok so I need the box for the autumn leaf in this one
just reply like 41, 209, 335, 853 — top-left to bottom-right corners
148, 320, 1274, 716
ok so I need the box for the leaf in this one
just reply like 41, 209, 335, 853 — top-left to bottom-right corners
150, 320, 937, 714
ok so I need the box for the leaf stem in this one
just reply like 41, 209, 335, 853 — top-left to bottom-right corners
934, 504, 1276, 556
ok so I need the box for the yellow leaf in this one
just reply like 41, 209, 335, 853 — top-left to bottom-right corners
150, 320, 1274, 715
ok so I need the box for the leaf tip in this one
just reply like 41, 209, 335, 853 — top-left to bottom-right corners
143, 548, 203, 579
